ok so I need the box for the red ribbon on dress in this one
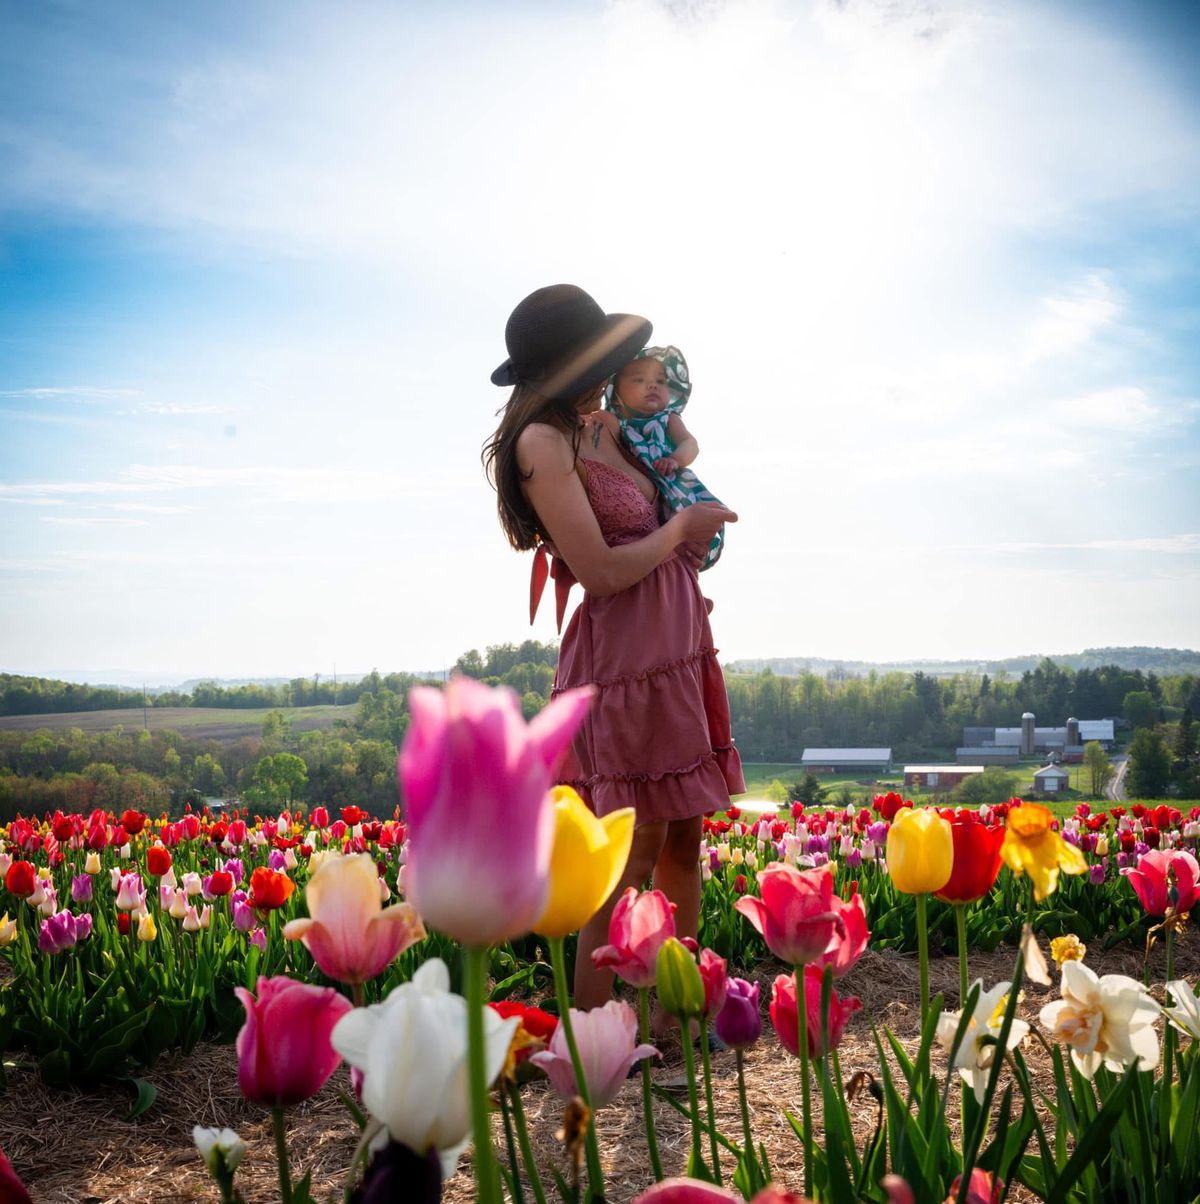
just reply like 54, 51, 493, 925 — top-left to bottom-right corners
529, 544, 578, 634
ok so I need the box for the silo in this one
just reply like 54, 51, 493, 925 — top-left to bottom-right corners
1021, 711, 1036, 756
1066, 717, 1080, 748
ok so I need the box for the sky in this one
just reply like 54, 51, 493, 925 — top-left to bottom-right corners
1, 0, 1198, 685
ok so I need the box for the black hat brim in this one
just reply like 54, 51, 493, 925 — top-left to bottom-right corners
491, 313, 652, 400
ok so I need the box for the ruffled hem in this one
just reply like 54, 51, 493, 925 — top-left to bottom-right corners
552, 646, 717, 695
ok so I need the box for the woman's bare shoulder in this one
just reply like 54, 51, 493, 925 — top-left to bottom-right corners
516, 422, 574, 472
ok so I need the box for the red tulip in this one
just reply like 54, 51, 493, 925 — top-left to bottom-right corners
4, 861, 36, 898
227, 820, 247, 845
1123, 849, 1200, 916
935, 815, 1006, 904
735, 863, 844, 966
0, 1149, 32, 1204
770, 965, 861, 1058
311, 806, 330, 829
207, 870, 234, 896
733, 874, 748, 895
235, 975, 352, 1106
591, 887, 676, 989
86, 824, 108, 850
146, 846, 172, 877
341, 806, 364, 826
52, 815, 76, 842
117, 912, 131, 936
248, 867, 296, 911
121, 810, 146, 835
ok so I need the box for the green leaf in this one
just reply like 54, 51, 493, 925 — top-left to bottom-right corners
1045, 1065, 1139, 1204
122, 1076, 158, 1120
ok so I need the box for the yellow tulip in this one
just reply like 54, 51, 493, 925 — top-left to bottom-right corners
137, 911, 158, 942
0, 913, 17, 947
533, 787, 635, 939
886, 807, 953, 894
1001, 803, 1086, 902
84, 851, 102, 875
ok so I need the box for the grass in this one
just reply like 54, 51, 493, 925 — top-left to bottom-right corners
0, 704, 353, 742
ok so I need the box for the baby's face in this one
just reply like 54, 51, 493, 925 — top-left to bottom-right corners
614, 358, 669, 417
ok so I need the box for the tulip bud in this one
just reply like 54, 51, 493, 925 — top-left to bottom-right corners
84, 851, 102, 875
656, 937, 706, 1019
137, 912, 158, 942
193, 1125, 247, 1176
714, 976, 762, 1049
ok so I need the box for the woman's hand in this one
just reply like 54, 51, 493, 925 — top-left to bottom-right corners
672, 502, 736, 545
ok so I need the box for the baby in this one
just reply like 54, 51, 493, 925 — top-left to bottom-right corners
604, 345, 727, 570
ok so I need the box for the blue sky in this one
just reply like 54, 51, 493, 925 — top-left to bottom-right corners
1, 0, 1198, 683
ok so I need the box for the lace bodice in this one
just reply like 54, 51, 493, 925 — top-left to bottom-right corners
583, 458, 659, 547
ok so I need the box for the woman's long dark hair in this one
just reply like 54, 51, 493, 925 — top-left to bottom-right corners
483, 383, 596, 551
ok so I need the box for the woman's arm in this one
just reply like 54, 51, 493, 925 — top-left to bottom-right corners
516, 423, 733, 597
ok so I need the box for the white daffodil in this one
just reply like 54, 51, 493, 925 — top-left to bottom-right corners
1039, 960, 1161, 1080
1164, 979, 1200, 1041
330, 958, 518, 1178
936, 980, 1030, 1101
192, 1126, 247, 1175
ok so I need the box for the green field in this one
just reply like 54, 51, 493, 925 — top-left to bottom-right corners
0, 704, 352, 743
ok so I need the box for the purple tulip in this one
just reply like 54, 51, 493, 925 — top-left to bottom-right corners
867, 821, 889, 844
714, 976, 762, 1050
398, 676, 593, 946
249, 927, 268, 951
267, 849, 288, 872
1117, 852, 1133, 870
224, 857, 245, 884
231, 891, 256, 932
71, 874, 93, 903
37, 909, 91, 954
235, 975, 353, 1106
1089, 862, 1107, 885
846, 846, 863, 869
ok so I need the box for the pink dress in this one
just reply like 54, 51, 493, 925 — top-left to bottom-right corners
553, 458, 745, 823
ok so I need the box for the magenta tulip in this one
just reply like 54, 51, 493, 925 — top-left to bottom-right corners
698, 948, 728, 1019
592, 886, 677, 988
714, 977, 762, 1050
1122, 848, 1200, 917
530, 999, 658, 1109
283, 854, 426, 984
770, 966, 861, 1059
634, 1179, 808, 1203
235, 975, 353, 1106
816, 885, 869, 979
735, 863, 844, 966
398, 676, 593, 946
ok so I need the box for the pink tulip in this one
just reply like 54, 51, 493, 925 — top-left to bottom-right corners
592, 887, 677, 988
283, 854, 426, 984
530, 999, 658, 1109
735, 863, 844, 966
770, 966, 861, 1058
235, 975, 353, 1106
945, 1168, 1002, 1204
816, 884, 869, 978
698, 948, 728, 1019
1122, 848, 1200, 917
634, 1178, 810, 1203
398, 676, 593, 946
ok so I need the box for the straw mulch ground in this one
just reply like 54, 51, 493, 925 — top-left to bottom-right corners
3, 936, 1196, 1204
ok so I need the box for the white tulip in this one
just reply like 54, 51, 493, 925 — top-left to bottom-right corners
331, 958, 517, 1177
1039, 960, 1161, 1079
193, 1125, 247, 1175
936, 980, 1030, 1102
1164, 979, 1200, 1041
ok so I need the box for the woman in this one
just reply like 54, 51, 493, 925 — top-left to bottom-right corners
483, 284, 744, 1012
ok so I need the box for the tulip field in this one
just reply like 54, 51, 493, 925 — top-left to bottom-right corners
1, 679, 1200, 1202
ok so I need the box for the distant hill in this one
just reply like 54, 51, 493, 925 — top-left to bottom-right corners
725, 646, 1200, 678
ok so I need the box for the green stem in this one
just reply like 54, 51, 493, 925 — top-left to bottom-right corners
464, 944, 502, 1204
955, 903, 969, 1006
916, 892, 930, 1025
679, 1014, 705, 1175
794, 965, 814, 1197
271, 1106, 293, 1204
548, 936, 605, 1199
1163, 926, 1176, 1096
509, 1084, 548, 1204
638, 988, 664, 1181
736, 1050, 759, 1195
498, 1083, 526, 1204
699, 1022, 722, 1183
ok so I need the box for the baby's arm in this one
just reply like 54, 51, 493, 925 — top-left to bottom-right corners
655, 413, 699, 476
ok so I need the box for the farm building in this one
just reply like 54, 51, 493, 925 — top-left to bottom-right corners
1033, 763, 1071, 794
958, 712, 1115, 766
800, 748, 892, 774
903, 765, 985, 792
